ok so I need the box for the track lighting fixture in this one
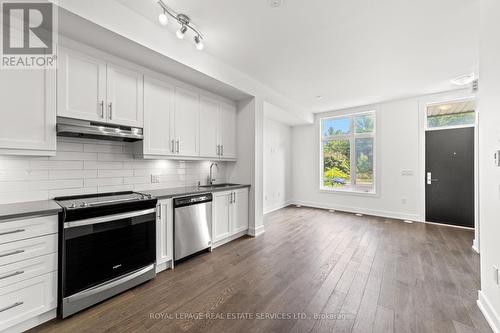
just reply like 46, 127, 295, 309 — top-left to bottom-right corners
158, 12, 168, 25
194, 35, 204, 50
156, 0, 206, 50
176, 25, 187, 39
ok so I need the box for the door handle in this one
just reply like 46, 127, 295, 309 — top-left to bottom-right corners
100, 100, 105, 118
426, 172, 439, 185
108, 102, 113, 120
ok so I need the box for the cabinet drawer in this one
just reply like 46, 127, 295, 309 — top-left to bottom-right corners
0, 271, 57, 332
0, 234, 57, 267
0, 253, 57, 288
0, 215, 57, 245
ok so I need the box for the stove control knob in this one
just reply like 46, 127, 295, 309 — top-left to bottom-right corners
69, 203, 76, 209
80, 202, 89, 208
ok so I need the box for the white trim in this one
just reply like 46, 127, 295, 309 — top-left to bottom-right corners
3, 309, 56, 333
478, 290, 500, 333
472, 239, 479, 253
421, 220, 475, 230
264, 201, 291, 214
318, 110, 377, 195
419, 92, 478, 244
247, 225, 265, 237
290, 200, 420, 222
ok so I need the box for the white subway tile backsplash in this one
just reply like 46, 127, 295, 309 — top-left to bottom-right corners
84, 178, 123, 187
0, 138, 228, 204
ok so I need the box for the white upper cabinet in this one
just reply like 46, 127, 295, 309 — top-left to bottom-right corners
106, 64, 144, 127
219, 102, 237, 159
0, 69, 56, 155
58, 47, 143, 127
199, 96, 220, 158
57, 47, 106, 122
174, 87, 199, 157
198, 96, 237, 160
143, 76, 174, 156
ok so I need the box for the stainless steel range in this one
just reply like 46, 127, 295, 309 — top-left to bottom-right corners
55, 191, 157, 318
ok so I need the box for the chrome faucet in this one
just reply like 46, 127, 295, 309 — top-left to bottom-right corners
209, 162, 219, 185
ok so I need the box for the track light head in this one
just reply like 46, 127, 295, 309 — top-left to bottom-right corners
158, 12, 168, 25
194, 35, 204, 50
176, 25, 188, 39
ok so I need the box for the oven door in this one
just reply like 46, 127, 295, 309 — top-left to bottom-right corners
62, 209, 156, 298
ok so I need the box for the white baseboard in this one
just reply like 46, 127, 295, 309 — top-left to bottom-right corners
290, 200, 421, 222
478, 290, 500, 333
472, 238, 480, 253
247, 224, 265, 237
4, 309, 56, 333
212, 230, 249, 249
264, 201, 291, 215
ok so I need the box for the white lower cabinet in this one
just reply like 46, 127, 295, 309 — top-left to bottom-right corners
0, 215, 58, 333
156, 199, 173, 272
212, 188, 249, 248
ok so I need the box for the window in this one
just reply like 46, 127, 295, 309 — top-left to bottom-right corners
320, 111, 375, 193
426, 99, 475, 129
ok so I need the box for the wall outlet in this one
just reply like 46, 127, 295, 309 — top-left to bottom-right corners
151, 175, 160, 184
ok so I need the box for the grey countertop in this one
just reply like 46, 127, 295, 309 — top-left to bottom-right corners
144, 184, 251, 199
0, 200, 62, 221
0, 184, 250, 221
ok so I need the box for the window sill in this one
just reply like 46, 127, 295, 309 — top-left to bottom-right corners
319, 187, 378, 197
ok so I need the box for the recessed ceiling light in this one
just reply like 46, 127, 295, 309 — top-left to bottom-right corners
451, 73, 475, 86
268, 0, 283, 8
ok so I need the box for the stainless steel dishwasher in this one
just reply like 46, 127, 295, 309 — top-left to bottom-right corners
173, 193, 212, 262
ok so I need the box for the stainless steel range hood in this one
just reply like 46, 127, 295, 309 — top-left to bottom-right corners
57, 117, 143, 142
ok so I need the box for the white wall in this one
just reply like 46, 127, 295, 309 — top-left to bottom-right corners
291, 90, 473, 221
263, 117, 292, 213
0, 138, 227, 204
477, 0, 500, 330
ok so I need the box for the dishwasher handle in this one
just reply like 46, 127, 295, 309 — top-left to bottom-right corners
174, 194, 212, 208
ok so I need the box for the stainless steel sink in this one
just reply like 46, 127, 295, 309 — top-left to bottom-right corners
198, 183, 239, 189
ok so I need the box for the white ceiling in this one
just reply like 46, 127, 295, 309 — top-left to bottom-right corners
116, 0, 479, 113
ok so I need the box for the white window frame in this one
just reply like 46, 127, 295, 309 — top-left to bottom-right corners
425, 97, 476, 131
319, 110, 377, 194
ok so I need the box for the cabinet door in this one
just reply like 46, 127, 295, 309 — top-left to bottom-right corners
156, 199, 173, 266
231, 189, 249, 234
0, 68, 56, 154
220, 102, 237, 158
174, 87, 199, 157
144, 77, 174, 156
213, 192, 231, 242
57, 47, 106, 122
199, 96, 219, 158
106, 64, 144, 127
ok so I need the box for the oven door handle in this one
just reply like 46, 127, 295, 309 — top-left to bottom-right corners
63, 209, 156, 229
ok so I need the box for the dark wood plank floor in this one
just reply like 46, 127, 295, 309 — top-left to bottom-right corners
31, 207, 491, 333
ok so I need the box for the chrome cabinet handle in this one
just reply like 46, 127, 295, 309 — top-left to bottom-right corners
157, 205, 162, 219
0, 249, 25, 258
170, 140, 175, 153
221, 145, 224, 156
176, 140, 180, 154
216, 145, 220, 156
108, 102, 113, 120
100, 100, 104, 118
0, 270, 24, 281
0, 302, 23, 313
233, 192, 236, 203
0, 229, 25, 236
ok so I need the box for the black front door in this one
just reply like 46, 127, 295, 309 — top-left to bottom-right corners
425, 127, 474, 227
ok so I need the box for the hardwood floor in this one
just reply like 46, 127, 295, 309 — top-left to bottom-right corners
31, 207, 491, 333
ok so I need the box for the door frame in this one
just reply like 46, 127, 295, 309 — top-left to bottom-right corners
418, 90, 479, 252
